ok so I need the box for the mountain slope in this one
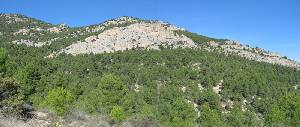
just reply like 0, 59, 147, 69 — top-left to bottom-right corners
0, 14, 300, 127
1, 14, 299, 69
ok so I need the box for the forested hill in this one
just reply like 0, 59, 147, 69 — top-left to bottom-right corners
0, 13, 300, 127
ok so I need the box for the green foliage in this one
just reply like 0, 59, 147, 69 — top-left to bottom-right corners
140, 104, 156, 118
225, 104, 245, 127
0, 48, 7, 74
168, 98, 197, 127
0, 28, 299, 126
279, 93, 300, 126
225, 103, 262, 127
197, 103, 223, 127
78, 74, 128, 114
0, 77, 24, 116
110, 106, 127, 123
197, 89, 221, 110
78, 88, 105, 114
13, 63, 41, 96
265, 93, 300, 126
122, 92, 145, 115
97, 74, 128, 109
265, 105, 285, 126
42, 87, 74, 116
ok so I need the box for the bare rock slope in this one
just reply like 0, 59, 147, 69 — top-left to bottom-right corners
61, 21, 196, 55
207, 40, 300, 69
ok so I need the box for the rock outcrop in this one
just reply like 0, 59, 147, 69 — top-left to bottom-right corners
61, 22, 196, 55
87, 16, 140, 33
47, 24, 68, 33
0, 14, 28, 24
207, 40, 300, 69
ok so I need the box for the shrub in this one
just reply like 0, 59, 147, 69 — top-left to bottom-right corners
265, 93, 300, 126
43, 87, 74, 116
197, 103, 222, 127
168, 98, 197, 127
110, 106, 127, 123
0, 48, 7, 74
77, 74, 128, 114
265, 105, 285, 126
0, 77, 24, 116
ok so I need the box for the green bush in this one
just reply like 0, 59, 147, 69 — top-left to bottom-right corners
98, 74, 128, 108
168, 98, 197, 127
78, 74, 128, 114
197, 89, 221, 110
110, 106, 127, 123
265, 93, 300, 126
265, 105, 285, 126
0, 77, 24, 116
0, 48, 7, 74
197, 103, 222, 127
43, 87, 74, 116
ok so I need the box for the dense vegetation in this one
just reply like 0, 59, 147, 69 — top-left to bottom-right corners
0, 14, 300, 126
0, 43, 299, 126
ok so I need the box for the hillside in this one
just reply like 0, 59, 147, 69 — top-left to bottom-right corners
1, 14, 299, 68
0, 14, 300, 127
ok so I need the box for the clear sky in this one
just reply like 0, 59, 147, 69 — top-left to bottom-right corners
1, 0, 299, 62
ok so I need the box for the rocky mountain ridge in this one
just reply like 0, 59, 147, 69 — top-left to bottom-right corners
206, 40, 300, 69
1, 14, 299, 69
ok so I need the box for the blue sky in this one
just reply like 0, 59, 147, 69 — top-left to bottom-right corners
1, 0, 299, 62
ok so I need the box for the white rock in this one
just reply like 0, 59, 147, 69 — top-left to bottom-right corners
62, 22, 196, 55
181, 86, 186, 93
294, 84, 299, 90
47, 24, 67, 33
198, 83, 204, 91
208, 40, 300, 69
213, 80, 223, 95
14, 29, 30, 35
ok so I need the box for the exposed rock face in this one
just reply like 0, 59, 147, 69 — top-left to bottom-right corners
13, 28, 31, 35
61, 22, 196, 55
47, 24, 68, 33
12, 38, 58, 47
0, 14, 28, 24
13, 27, 49, 36
87, 16, 140, 32
12, 39, 35, 46
208, 40, 300, 69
